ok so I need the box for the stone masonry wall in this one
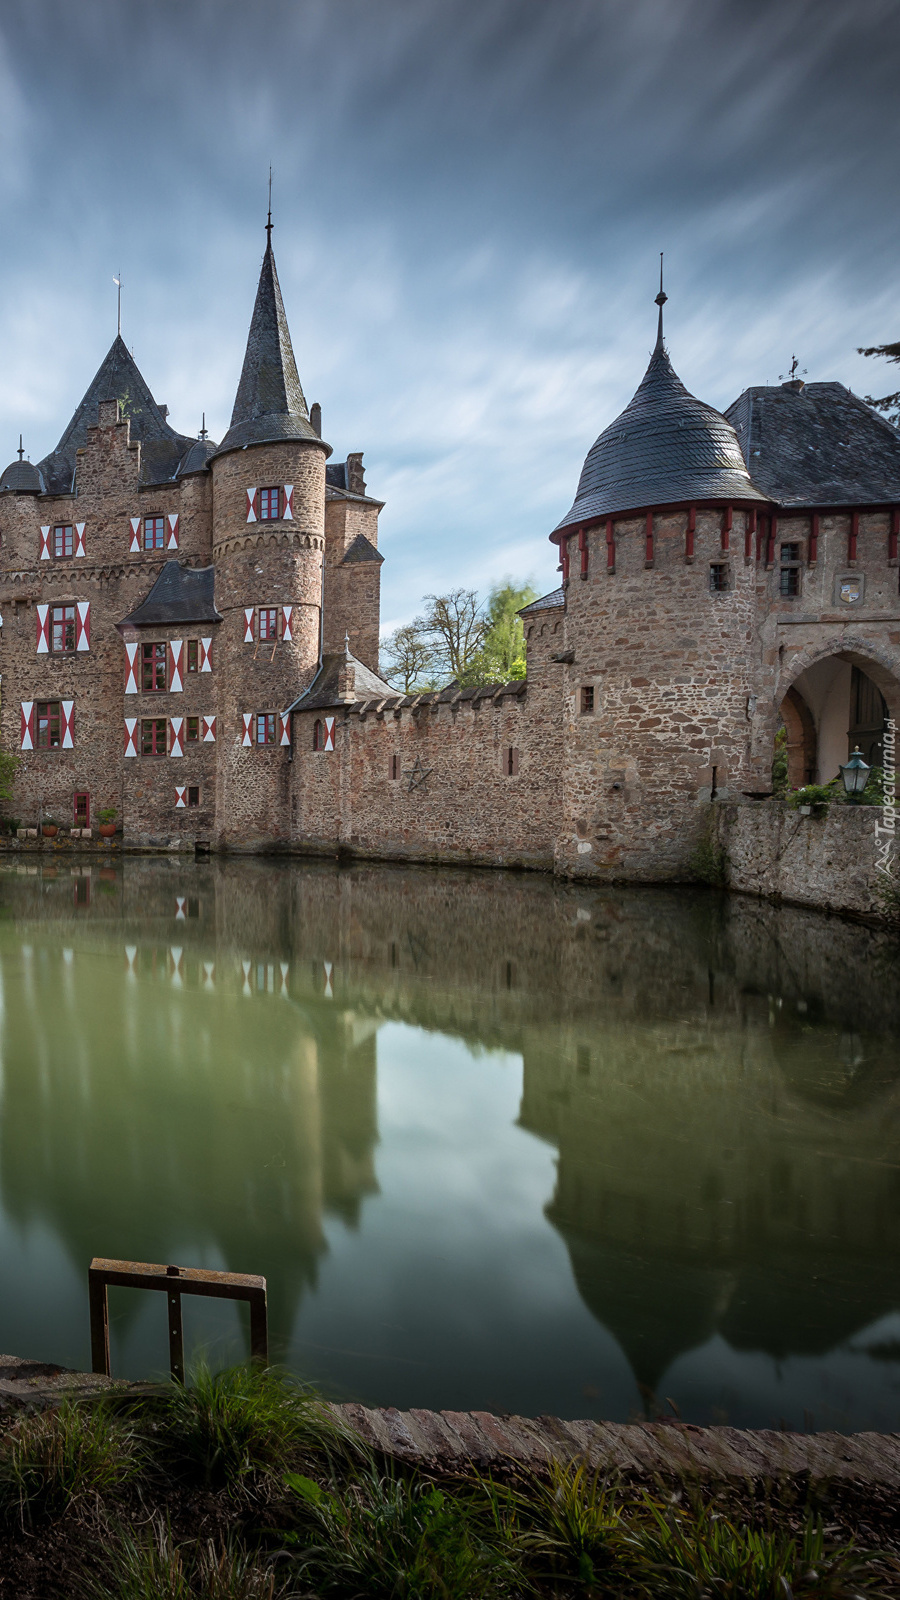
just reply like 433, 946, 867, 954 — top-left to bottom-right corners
323, 497, 381, 671
713, 798, 886, 917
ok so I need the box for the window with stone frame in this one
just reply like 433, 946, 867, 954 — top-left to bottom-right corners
504, 746, 520, 776
258, 607, 278, 641
141, 717, 167, 756
256, 712, 277, 745
186, 716, 200, 743
141, 642, 167, 692
36, 701, 61, 749
144, 516, 165, 551
53, 525, 74, 559
390, 752, 400, 779
580, 685, 595, 715
780, 542, 802, 598
709, 563, 729, 592
313, 719, 324, 751
186, 639, 199, 673
187, 785, 200, 807
51, 605, 76, 653
258, 487, 281, 521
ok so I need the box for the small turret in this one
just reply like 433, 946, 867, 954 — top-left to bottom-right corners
0, 437, 43, 493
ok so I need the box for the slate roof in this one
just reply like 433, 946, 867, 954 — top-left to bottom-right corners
725, 382, 900, 508
176, 437, 218, 476
0, 457, 44, 493
341, 533, 383, 565
37, 335, 195, 495
554, 336, 768, 536
117, 562, 221, 628
519, 587, 564, 614
287, 650, 395, 712
214, 240, 329, 458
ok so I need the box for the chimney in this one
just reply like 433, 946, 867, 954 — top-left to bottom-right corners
346, 452, 366, 495
310, 402, 322, 438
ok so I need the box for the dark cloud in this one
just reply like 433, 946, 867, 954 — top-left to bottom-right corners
0, 0, 897, 620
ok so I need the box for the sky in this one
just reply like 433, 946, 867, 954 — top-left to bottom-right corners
0, 0, 898, 630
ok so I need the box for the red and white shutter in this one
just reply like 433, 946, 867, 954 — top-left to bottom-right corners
20, 702, 34, 751
170, 946, 184, 985
241, 713, 253, 747
74, 522, 86, 558
39, 526, 51, 560
168, 640, 184, 692
246, 488, 258, 523
283, 484, 294, 519
76, 601, 90, 651
60, 701, 74, 749
281, 605, 293, 641
125, 945, 138, 978
175, 895, 186, 919
166, 513, 179, 550
243, 608, 255, 643
36, 604, 50, 653
175, 787, 187, 809
279, 712, 291, 746
124, 641, 139, 693
279, 961, 290, 996
202, 715, 216, 743
199, 637, 212, 672
169, 716, 184, 757
323, 716, 335, 751
124, 718, 138, 757
129, 517, 141, 553
202, 961, 216, 991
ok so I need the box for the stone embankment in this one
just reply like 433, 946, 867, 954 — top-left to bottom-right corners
3, 1356, 899, 1487
714, 799, 890, 920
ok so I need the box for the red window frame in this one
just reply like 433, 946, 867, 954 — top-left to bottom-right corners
313, 719, 323, 751
54, 525, 74, 559
186, 639, 199, 673
141, 717, 168, 756
258, 487, 280, 521
186, 716, 199, 743
256, 712, 276, 746
37, 701, 61, 749
74, 792, 90, 827
258, 608, 278, 641
144, 516, 165, 551
141, 642, 167, 692
51, 605, 76, 653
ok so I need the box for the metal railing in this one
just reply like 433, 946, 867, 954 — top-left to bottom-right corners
88, 1257, 268, 1383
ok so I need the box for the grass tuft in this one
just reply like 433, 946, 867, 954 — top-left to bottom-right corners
78, 1518, 283, 1599
508, 1457, 622, 1585
0, 1399, 141, 1526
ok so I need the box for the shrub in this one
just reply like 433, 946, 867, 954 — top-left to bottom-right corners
0, 1399, 142, 1526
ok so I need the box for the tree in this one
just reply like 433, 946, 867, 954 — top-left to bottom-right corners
380, 622, 439, 694
477, 580, 538, 682
857, 339, 900, 427
422, 589, 486, 683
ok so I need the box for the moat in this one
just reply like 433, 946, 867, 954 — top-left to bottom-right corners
0, 855, 898, 1432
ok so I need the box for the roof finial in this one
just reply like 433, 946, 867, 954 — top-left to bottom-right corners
654, 252, 667, 350
114, 272, 122, 336
17, 435, 23, 462
266, 166, 273, 248
344, 629, 351, 658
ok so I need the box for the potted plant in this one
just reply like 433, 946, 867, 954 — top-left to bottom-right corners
41, 816, 60, 839
98, 808, 117, 839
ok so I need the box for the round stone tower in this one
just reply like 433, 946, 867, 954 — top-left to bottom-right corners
210, 226, 331, 846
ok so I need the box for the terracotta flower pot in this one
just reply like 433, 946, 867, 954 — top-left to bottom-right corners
42, 824, 58, 838
98, 823, 116, 838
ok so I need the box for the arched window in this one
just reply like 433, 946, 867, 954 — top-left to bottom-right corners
313, 719, 323, 751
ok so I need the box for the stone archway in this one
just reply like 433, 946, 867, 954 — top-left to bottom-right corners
779, 686, 816, 787
777, 642, 900, 784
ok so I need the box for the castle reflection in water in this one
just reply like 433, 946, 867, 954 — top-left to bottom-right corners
0, 856, 898, 1421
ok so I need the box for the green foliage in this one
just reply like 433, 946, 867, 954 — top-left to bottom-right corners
381, 580, 538, 692
98, 807, 118, 824
282, 1465, 523, 1598
787, 782, 838, 812
857, 337, 900, 427
152, 1362, 349, 1489
691, 821, 727, 887
504, 1458, 622, 1586
79, 1518, 282, 1599
771, 725, 789, 797
0, 1399, 141, 1526
0, 748, 19, 803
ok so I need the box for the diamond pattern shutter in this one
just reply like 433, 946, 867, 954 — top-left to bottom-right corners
166, 513, 179, 550
39, 526, 51, 560
124, 641, 139, 693
20, 702, 34, 751
279, 712, 291, 746
36, 604, 50, 653
199, 637, 212, 672
129, 517, 141, 553
124, 718, 138, 757
281, 605, 293, 642
241, 713, 253, 747
175, 786, 187, 809
76, 602, 90, 651
246, 488, 258, 522
169, 716, 184, 757
283, 484, 294, 519
168, 640, 184, 692
74, 523, 86, 558
202, 715, 216, 743
243, 609, 255, 643
60, 701, 74, 749
323, 716, 335, 751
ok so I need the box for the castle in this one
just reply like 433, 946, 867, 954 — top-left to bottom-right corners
2, 225, 899, 878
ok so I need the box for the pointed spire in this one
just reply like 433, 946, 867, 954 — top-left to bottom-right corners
214, 218, 328, 457
17, 436, 24, 461
654, 253, 667, 351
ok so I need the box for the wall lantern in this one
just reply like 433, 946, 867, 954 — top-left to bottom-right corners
839, 746, 870, 799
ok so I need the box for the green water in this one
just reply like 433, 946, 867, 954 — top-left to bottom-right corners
0, 855, 898, 1431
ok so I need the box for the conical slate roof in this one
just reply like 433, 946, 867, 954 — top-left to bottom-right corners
37, 334, 194, 494
554, 335, 768, 535
214, 239, 327, 457
0, 457, 44, 493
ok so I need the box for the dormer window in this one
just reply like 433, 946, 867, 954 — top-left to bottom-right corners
259, 487, 281, 521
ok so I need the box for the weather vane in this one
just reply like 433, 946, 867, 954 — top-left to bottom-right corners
113, 272, 123, 336
779, 354, 807, 383
655, 252, 667, 346
266, 166, 273, 245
